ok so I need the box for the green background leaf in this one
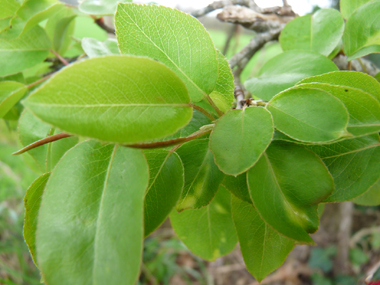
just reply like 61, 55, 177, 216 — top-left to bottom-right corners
23, 173, 50, 267
210, 107, 274, 176
36, 141, 149, 284
280, 9, 344, 56
244, 50, 338, 101
170, 186, 237, 261
0, 26, 51, 77
340, 0, 372, 19
25, 56, 193, 144
144, 149, 184, 237
353, 179, 380, 206
248, 142, 334, 243
0, 0, 20, 32
267, 87, 349, 143
307, 134, 380, 202
79, 0, 132, 15
81, 38, 120, 58
176, 138, 224, 211
115, 3, 218, 102
0, 81, 27, 118
343, 0, 380, 60
231, 196, 294, 282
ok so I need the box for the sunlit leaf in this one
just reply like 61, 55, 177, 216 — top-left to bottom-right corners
115, 3, 218, 102
170, 186, 237, 261
24, 56, 193, 144
36, 141, 149, 284
0, 81, 27, 118
340, 0, 373, 19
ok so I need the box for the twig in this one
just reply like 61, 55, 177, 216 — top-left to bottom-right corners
223, 25, 237, 55
50, 50, 69, 66
357, 58, 369, 74
205, 95, 224, 116
234, 79, 245, 109
190, 104, 216, 121
350, 226, 380, 248
192, 0, 256, 17
125, 128, 212, 149
26, 74, 52, 89
332, 55, 380, 75
228, 29, 282, 69
13, 133, 73, 155
94, 17, 115, 34
282, 0, 289, 6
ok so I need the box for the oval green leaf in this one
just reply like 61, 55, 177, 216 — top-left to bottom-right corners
24, 55, 193, 144
280, 9, 344, 56
79, 0, 132, 15
0, 81, 27, 118
144, 149, 184, 237
115, 3, 218, 102
170, 186, 238, 261
210, 107, 274, 176
82, 37, 120, 58
248, 142, 334, 243
353, 179, 380, 206
343, 1, 380, 61
176, 138, 224, 211
307, 134, 380, 202
18, 109, 78, 173
340, 0, 372, 19
0, 26, 51, 77
209, 50, 234, 113
23, 173, 50, 267
267, 87, 350, 143
36, 141, 149, 284
231, 195, 294, 282
244, 50, 338, 101
222, 173, 252, 204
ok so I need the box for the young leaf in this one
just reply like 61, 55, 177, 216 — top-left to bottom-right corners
170, 186, 238, 261
23, 173, 50, 267
0, 81, 27, 118
209, 50, 234, 113
244, 50, 338, 101
7, 0, 63, 39
222, 174, 252, 204
176, 138, 224, 211
18, 109, 78, 173
210, 107, 274, 176
144, 149, 184, 237
36, 141, 149, 284
82, 38, 120, 58
267, 87, 350, 143
45, 6, 76, 55
24, 56, 193, 144
0, 26, 51, 77
79, 0, 132, 15
280, 9, 344, 56
353, 179, 380, 206
231, 196, 294, 282
343, 1, 380, 61
115, 3, 218, 102
340, 0, 372, 19
307, 134, 380, 202
248, 142, 334, 243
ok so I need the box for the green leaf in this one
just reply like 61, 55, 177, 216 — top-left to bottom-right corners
222, 174, 252, 204
0, 0, 20, 32
266, 86, 350, 143
340, 0, 372, 19
144, 149, 184, 237
115, 3, 218, 102
45, 6, 76, 55
210, 107, 274, 175
176, 138, 224, 211
0, 26, 51, 77
307, 134, 380, 202
308, 247, 336, 273
23, 173, 50, 267
170, 186, 238, 261
343, 0, 380, 61
79, 0, 132, 15
231, 196, 294, 282
36, 141, 149, 284
81, 38, 120, 58
24, 55, 193, 144
280, 9, 344, 56
0, 81, 27, 118
248, 142, 334, 243
244, 50, 338, 101
209, 50, 234, 112
353, 179, 380, 206
18, 109, 78, 173
7, 0, 63, 39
